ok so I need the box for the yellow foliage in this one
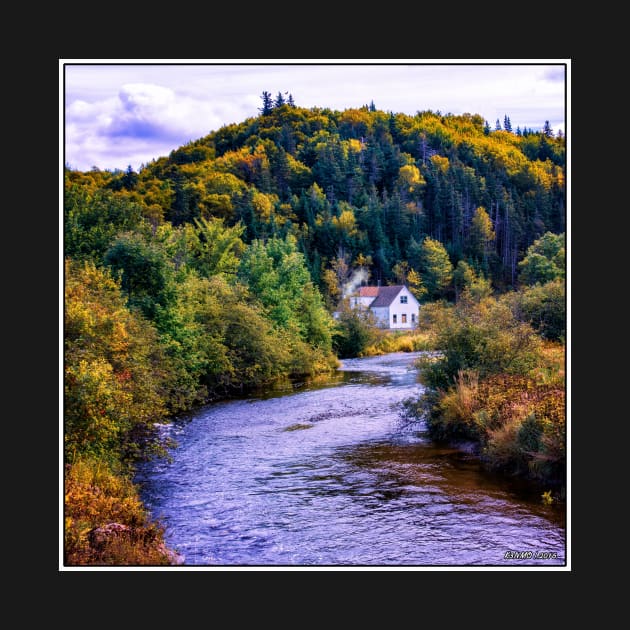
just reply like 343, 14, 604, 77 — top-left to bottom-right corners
339, 108, 372, 136
397, 164, 425, 193
201, 193, 233, 219
431, 155, 450, 173
332, 208, 358, 236
251, 190, 275, 221
64, 457, 172, 566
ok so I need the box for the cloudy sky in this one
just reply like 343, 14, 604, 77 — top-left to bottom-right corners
63, 61, 567, 172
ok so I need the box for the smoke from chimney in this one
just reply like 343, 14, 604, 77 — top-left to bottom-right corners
342, 269, 369, 299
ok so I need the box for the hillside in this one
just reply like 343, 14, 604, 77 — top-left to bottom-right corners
66, 101, 565, 296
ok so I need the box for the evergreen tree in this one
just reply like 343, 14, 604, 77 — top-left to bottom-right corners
543, 120, 554, 137
468, 206, 496, 270
418, 236, 453, 299
503, 115, 512, 133
495, 119, 502, 131
484, 120, 491, 135
274, 91, 286, 108
260, 91, 273, 115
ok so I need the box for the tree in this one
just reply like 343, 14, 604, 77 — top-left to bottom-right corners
64, 186, 144, 262
453, 260, 476, 301
506, 278, 565, 341
484, 120, 491, 135
418, 236, 453, 299
453, 260, 492, 302
190, 216, 245, 278
104, 233, 175, 322
495, 119, 502, 131
239, 234, 331, 343
274, 91, 286, 108
64, 259, 168, 457
392, 260, 410, 285
468, 206, 496, 270
406, 268, 427, 301
503, 115, 512, 133
543, 120, 554, 137
332, 300, 377, 358
260, 91, 273, 115
518, 232, 565, 285
287, 93, 296, 107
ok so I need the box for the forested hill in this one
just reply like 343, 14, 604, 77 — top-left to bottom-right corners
66, 99, 565, 297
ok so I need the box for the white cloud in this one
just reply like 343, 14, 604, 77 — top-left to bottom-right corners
66, 80, 244, 169
64, 63, 567, 170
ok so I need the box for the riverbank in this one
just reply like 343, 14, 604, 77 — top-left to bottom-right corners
408, 294, 566, 496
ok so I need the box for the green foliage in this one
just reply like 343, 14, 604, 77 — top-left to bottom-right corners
467, 206, 496, 270
413, 236, 453, 299
412, 288, 565, 486
518, 232, 565, 285
453, 260, 492, 301
333, 301, 378, 358
66, 104, 565, 291
64, 185, 144, 262
104, 232, 176, 322
64, 260, 168, 459
239, 235, 333, 352
505, 279, 565, 341
64, 102, 567, 559
189, 216, 245, 277
419, 295, 542, 392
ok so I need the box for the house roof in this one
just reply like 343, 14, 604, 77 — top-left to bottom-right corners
370, 285, 407, 307
358, 286, 379, 297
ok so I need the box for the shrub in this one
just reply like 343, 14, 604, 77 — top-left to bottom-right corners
64, 457, 172, 566
333, 301, 378, 358
506, 279, 565, 342
420, 296, 542, 391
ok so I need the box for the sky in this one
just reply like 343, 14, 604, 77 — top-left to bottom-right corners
63, 61, 567, 172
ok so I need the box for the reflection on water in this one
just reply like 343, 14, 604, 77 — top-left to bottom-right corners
138, 352, 565, 566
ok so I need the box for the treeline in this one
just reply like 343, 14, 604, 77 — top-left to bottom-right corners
67, 99, 565, 302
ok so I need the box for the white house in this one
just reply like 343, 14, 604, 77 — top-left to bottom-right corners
349, 285, 420, 329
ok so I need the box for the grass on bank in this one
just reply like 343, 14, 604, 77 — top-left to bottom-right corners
362, 329, 434, 356
64, 456, 173, 566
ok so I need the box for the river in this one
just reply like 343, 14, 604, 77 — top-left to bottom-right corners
138, 352, 566, 566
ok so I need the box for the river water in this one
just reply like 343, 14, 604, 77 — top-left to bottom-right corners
138, 352, 566, 566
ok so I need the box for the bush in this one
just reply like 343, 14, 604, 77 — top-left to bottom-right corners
332, 302, 378, 358
414, 291, 565, 487
506, 279, 565, 341
64, 457, 172, 566
419, 296, 542, 391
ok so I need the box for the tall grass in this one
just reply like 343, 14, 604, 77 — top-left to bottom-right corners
64, 456, 173, 565
362, 330, 434, 356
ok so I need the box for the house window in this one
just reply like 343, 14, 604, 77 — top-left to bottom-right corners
400, 295, 408, 304
392, 314, 397, 324
411, 313, 416, 323
402, 314, 407, 323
